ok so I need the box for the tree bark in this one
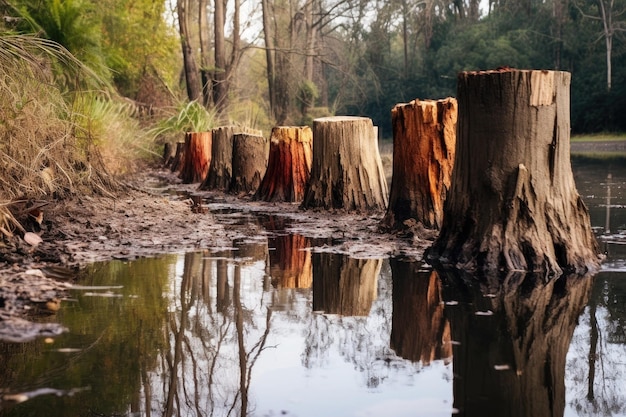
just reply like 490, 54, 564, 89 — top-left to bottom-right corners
170, 141, 185, 173
162, 142, 176, 168
301, 116, 388, 212
177, 0, 201, 102
312, 253, 381, 316
390, 262, 451, 364
381, 98, 457, 231
230, 133, 268, 195
179, 131, 212, 184
427, 69, 600, 275
199, 126, 260, 191
254, 126, 313, 202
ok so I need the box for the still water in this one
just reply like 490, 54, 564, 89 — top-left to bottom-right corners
0, 157, 625, 417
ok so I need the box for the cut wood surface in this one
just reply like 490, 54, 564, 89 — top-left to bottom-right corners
255, 126, 313, 202
180, 131, 212, 183
199, 125, 262, 191
427, 69, 600, 275
229, 133, 268, 195
301, 116, 388, 212
381, 98, 457, 231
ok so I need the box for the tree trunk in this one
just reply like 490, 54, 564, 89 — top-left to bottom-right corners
170, 141, 185, 173
254, 126, 313, 202
441, 270, 593, 417
390, 262, 451, 364
179, 132, 212, 184
177, 0, 201, 102
381, 98, 457, 231
427, 69, 600, 275
301, 116, 388, 212
312, 253, 381, 316
229, 133, 268, 195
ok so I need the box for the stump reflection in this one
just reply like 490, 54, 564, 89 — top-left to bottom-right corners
390, 261, 451, 364
440, 269, 594, 417
312, 253, 381, 316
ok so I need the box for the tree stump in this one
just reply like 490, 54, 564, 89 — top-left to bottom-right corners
381, 98, 457, 231
180, 132, 212, 183
229, 133, 268, 195
427, 69, 600, 275
255, 126, 313, 202
312, 253, 381, 316
390, 262, 451, 364
301, 116, 388, 212
170, 141, 185, 173
199, 126, 262, 190
162, 142, 176, 168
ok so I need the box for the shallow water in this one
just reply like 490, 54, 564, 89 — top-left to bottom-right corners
1, 157, 626, 417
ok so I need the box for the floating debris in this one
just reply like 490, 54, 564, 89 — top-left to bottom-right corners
474, 310, 494, 316
494, 364, 511, 371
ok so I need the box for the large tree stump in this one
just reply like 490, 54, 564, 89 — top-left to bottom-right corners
381, 98, 457, 231
255, 126, 313, 202
229, 133, 268, 195
427, 69, 600, 275
179, 132, 212, 183
301, 116, 388, 212
199, 126, 262, 190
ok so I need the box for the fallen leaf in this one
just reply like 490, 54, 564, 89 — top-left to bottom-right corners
23, 232, 43, 247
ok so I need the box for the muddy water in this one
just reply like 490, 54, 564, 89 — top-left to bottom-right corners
1, 157, 626, 417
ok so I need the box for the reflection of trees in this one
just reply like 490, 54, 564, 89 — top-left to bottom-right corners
440, 270, 593, 417
157, 241, 272, 417
269, 232, 312, 311
390, 261, 451, 365
567, 271, 626, 416
312, 254, 381, 316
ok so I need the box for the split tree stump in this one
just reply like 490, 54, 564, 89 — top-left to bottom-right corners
381, 98, 457, 231
301, 116, 388, 212
199, 126, 262, 191
229, 133, 268, 195
255, 126, 313, 202
180, 132, 212, 183
427, 69, 600, 275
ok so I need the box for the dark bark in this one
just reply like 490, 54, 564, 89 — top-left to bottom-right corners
229, 133, 268, 195
427, 69, 600, 275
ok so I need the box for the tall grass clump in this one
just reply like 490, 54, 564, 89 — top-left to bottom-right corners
150, 100, 218, 144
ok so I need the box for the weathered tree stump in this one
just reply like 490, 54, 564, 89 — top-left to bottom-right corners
170, 141, 185, 173
381, 98, 457, 231
229, 133, 268, 195
180, 132, 212, 183
441, 270, 593, 417
162, 142, 176, 168
427, 69, 600, 275
301, 116, 388, 212
199, 126, 262, 190
390, 262, 451, 364
255, 126, 313, 202
312, 253, 381, 316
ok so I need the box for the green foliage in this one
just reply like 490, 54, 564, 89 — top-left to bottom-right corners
150, 101, 218, 143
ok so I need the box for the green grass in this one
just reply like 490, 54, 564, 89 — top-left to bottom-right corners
571, 133, 626, 142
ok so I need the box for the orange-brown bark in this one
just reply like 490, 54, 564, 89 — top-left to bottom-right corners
180, 132, 212, 184
381, 98, 457, 231
255, 126, 313, 202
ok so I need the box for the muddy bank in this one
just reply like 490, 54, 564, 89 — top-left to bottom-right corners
0, 168, 430, 341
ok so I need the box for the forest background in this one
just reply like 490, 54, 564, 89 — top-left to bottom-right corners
0, 0, 624, 202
